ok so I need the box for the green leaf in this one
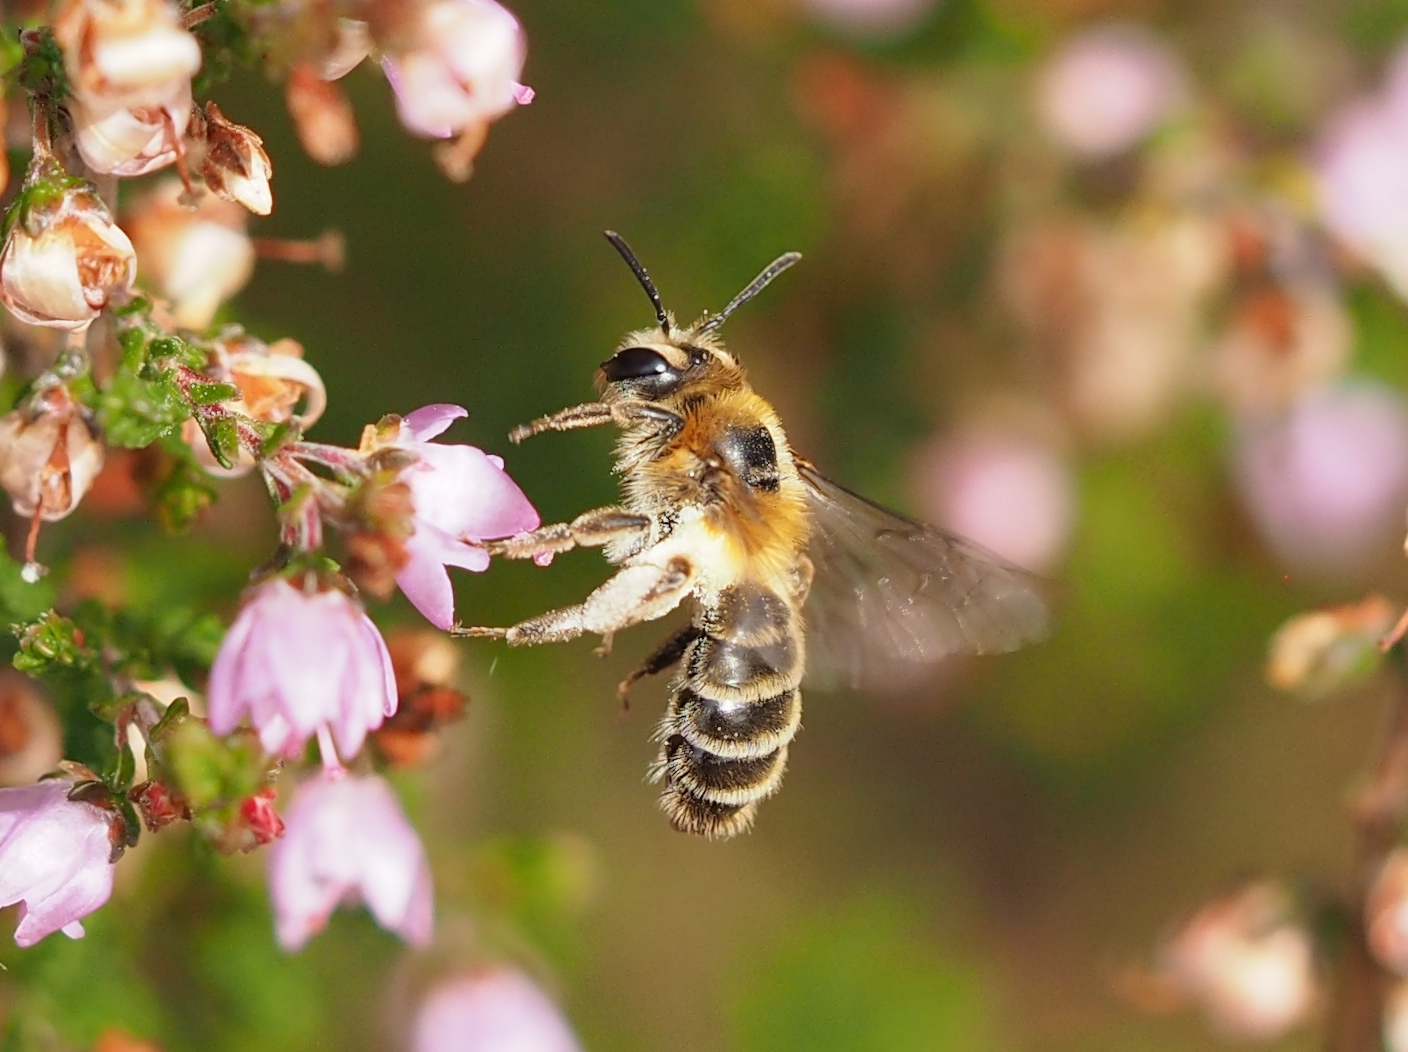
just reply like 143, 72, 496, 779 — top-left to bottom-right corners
11, 610, 96, 675
200, 414, 241, 470
186, 381, 240, 406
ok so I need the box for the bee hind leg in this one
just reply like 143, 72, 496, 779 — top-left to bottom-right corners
617, 624, 703, 713
453, 556, 696, 648
486, 506, 651, 561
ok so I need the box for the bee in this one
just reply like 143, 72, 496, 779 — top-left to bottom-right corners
455, 233, 1049, 839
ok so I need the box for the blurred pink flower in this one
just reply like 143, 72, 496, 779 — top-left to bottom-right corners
1036, 26, 1186, 159
268, 772, 432, 951
1160, 882, 1317, 1041
414, 969, 583, 1052
206, 578, 398, 766
1315, 46, 1408, 297
391, 404, 542, 630
1233, 382, 1408, 578
0, 779, 118, 947
381, 0, 530, 140
912, 429, 1075, 573
796, 0, 939, 37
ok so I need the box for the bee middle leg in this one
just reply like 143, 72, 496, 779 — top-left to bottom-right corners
454, 557, 695, 646
486, 506, 651, 561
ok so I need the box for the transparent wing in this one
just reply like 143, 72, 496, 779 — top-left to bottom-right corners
798, 458, 1050, 690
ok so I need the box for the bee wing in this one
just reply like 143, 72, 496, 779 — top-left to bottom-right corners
797, 458, 1050, 690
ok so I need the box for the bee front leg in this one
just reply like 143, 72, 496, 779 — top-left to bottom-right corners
487, 506, 651, 561
453, 556, 696, 646
508, 402, 683, 443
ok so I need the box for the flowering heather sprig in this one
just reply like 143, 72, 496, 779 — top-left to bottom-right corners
0, 0, 541, 967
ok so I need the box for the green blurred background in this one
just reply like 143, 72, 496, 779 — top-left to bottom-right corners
13, 0, 1408, 1048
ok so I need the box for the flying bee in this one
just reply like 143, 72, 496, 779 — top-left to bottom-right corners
455, 233, 1049, 839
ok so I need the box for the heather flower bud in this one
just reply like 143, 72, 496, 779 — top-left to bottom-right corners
0, 384, 105, 524
68, 90, 193, 178
1266, 597, 1397, 697
54, 0, 200, 177
286, 65, 360, 167
0, 170, 136, 331
123, 180, 254, 330
127, 779, 189, 833
195, 103, 273, 216
53, 0, 201, 113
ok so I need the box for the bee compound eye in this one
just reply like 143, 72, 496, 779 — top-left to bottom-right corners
602, 347, 673, 382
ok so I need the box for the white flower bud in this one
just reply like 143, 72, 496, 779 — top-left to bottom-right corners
196, 103, 273, 216
0, 173, 136, 331
0, 384, 105, 523
68, 91, 192, 177
122, 179, 254, 330
53, 0, 201, 113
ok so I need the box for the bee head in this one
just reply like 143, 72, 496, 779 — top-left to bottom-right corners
597, 232, 799, 400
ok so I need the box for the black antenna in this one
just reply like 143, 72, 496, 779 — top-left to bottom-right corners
603, 231, 670, 336
698, 252, 802, 334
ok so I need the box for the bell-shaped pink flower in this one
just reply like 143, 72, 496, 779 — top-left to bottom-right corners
0, 779, 118, 947
414, 969, 584, 1052
392, 404, 541, 630
268, 772, 432, 951
206, 578, 398, 765
380, 0, 529, 140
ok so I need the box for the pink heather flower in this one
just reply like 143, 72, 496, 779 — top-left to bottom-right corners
206, 578, 398, 766
912, 429, 1075, 574
797, 0, 939, 36
392, 404, 542, 630
268, 772, 432, 951
1315, 45, 1408, 298
380, 0, 530, 140
1233, 382, 1408, 579
414, 969, 584, 1052
0, 780, 118, 947
1036, 25, 1187, 160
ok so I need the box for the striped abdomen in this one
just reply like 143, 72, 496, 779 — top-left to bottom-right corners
654, 583, 804, 839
